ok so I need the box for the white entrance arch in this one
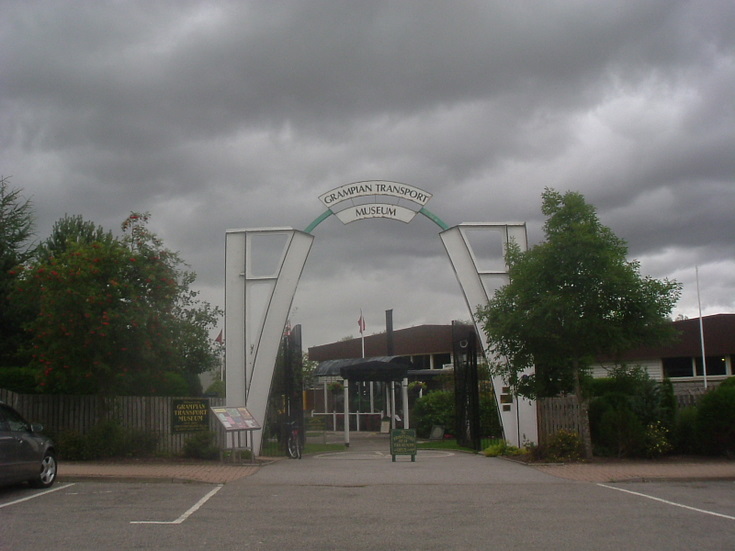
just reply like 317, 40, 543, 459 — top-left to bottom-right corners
225, 181, 537, 454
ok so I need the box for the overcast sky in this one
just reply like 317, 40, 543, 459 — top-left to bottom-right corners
2, 1, 734, 350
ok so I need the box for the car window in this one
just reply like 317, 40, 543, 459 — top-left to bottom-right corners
0, 405, 30, 432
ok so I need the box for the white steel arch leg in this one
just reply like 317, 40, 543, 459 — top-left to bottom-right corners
225, 228, 313, 454
440, 224, 537, 447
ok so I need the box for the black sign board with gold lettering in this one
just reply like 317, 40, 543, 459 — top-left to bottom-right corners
172, 399, 209, 433
390, 428, 417, 462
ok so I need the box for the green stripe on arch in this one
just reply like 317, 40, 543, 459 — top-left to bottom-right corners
304, 209, 334, 234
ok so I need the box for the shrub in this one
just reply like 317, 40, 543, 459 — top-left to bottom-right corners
413, 390, 454, 438
696, 382, 735, 456
56, 419, 159, 460
589, 366, 675, 457
596, 406, 645, 457
483, 440, 523, 457
544, 429, 583, 462
183, 430, 220, 460
205, 379, 225, 397
643, 421, 673, 458
672, 406, 699, 454
56, 430, 92, 460
479, 394, 502, 438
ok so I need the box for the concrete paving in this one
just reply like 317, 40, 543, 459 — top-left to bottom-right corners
58, 431, 735, 484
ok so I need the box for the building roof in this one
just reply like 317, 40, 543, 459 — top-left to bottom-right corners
314, 356, 412, 381
612, 313, 735, 361
308, 324, 456, 362
308, 315, 735, 366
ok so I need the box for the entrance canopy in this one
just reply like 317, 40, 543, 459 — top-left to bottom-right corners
314, 356, 412, 382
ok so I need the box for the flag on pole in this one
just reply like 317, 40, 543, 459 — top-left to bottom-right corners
358, 311, 366, 334
214, 329, 223, 344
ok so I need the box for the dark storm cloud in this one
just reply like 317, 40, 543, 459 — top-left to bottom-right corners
2, 0, 734, 346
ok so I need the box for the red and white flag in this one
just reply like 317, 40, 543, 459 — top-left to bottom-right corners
358, 311, 366, 334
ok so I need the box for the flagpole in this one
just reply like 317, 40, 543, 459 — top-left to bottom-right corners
359, 310, 365, 358
359, 310, 374, 413
696, 266, 707, 389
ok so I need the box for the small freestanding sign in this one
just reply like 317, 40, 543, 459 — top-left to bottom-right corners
390, 428, 417, 462
211, 406, 261, 463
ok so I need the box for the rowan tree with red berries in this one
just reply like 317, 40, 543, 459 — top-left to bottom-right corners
13, 212, 220, 395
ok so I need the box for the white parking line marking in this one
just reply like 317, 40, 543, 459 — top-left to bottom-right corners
130, 484, 223, 525
0, 483, 75, 509
598, 483, 735, 521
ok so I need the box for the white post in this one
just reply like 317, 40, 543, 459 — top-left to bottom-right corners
344, 378, 350, 447
696, 266, 708, 389
390, 382, 396, 429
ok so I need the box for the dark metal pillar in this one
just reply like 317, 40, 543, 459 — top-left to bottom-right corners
453, 321, 480, 450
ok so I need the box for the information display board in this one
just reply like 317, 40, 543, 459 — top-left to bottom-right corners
390, 428, 417, 462
211, 407, 261, 430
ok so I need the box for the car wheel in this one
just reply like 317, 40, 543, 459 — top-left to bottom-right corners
30, 452, 57, 488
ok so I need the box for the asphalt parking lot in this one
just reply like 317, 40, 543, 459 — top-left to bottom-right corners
2, 447, 734, 551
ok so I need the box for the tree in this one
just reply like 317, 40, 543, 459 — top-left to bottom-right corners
0, 176, 36, 368
476, 189, 681, 458
36, 214, 115, 263
14, 212, 221, 395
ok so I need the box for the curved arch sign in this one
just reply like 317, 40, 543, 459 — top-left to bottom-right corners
225, 181, 536, 454
306, 180, 448, 232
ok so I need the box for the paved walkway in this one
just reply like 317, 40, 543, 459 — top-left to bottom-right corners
58, 432, 735, 484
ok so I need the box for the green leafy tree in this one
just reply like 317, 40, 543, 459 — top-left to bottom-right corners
14, 212, 221, 395
0, 176, 36, 368
477, 189, 681, 458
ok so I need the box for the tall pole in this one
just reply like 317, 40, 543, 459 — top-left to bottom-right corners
359, 309, 366, 358
385, 309, 394, 355
696, 266, 708, 389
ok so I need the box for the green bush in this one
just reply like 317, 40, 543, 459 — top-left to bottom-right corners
56, 419, 159, 460
483, 440, 523, 457
596, 407, 645, 457
205, 379, 225, 397
697, 382, 735, 456
413, 390, 454, 438
544, 429, 583, 462
479, 394, 502, 438
643, 421, 673, 458
672, 406, 699, 454
589, 367, 675, 457
183, 430, 220, 460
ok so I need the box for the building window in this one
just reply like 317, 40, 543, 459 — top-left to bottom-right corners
433, 353, 451, 369
663, 355, 731, 378
695, 356, 728, 376
663, 357, 694, 378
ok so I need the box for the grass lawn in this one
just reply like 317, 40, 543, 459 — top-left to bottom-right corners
416, 439, 478, 452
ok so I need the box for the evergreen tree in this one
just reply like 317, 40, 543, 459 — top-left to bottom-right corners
0, 176, 35, 367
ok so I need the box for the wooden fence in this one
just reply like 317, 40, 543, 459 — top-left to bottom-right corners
536, 391, 707, 445
0, 388, 227, 455
536, 396, 580, 446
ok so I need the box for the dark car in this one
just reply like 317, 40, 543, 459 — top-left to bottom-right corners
0, 401, 57, 488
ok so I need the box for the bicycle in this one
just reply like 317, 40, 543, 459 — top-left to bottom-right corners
286, 421, 302, 459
